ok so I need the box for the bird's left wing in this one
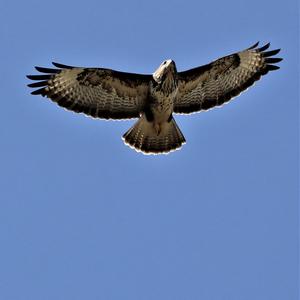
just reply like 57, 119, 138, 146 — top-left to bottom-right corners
174, 43, 282, 114
27, 62, 152, 119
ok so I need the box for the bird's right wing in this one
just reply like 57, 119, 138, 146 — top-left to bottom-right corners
27, 62, 152, 120
174, 43, 282, 114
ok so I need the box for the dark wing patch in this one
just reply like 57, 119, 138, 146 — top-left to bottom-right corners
27, 62, 152, 120
174, 43, 282, 114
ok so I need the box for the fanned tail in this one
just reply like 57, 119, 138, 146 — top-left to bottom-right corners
122, 115, 185, 154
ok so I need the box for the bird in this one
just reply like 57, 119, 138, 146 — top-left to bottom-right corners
27, 42, 282, 155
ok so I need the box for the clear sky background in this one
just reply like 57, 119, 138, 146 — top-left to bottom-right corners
0, 1, 298, 299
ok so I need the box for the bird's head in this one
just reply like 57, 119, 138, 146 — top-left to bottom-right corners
153, 59, 177, 84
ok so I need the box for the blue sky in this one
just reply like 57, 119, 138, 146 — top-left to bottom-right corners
0, 0, 298, 299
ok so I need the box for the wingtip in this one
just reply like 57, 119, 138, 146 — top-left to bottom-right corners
267, 65, 280, 71
263, 48, 281, 57
52, 61, 74, 69
31, 90, 40, 95
26, 74, 38, 80
34, 66, 45, 72
248, 41, 260, 50
265, 57, 283, 63
52, 62, 61, 68
30, 87, 46, 95
27, 81, 49, 88
258, 42, 271, 52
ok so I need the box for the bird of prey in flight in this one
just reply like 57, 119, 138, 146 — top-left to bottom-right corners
27, 42, 282, 154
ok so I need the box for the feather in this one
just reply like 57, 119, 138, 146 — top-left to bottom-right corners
267, 65, 280, 71
31, 88, 46, 95
35, 66, 60, 74
263, 49, 281, 57
52, 62, 74, 69
26, 74, 52, 80
247, 41, 259, 50
27, 81, 49, 88
258, 43, 270, 52
265, 57, 283, 63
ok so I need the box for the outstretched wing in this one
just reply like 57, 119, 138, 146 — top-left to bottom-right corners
27, 62, 152, 119
174, 42, 282, 114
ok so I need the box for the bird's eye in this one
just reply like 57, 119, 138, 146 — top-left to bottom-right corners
163, 61, 167, 65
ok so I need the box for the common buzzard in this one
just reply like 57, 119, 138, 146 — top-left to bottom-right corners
27, 42, 282, 154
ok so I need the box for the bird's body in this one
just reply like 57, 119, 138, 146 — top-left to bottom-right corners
148, 60, 178, 132
123, 59, 185, 153
27, 42, 282, 154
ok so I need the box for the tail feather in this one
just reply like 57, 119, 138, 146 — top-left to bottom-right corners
122, 115, 185, 154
